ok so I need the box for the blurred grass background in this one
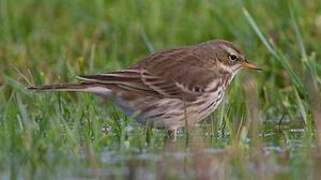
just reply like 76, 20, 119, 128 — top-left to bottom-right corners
1, 0, 321, 179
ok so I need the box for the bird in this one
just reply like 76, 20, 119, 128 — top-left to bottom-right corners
29, 39, 260, 138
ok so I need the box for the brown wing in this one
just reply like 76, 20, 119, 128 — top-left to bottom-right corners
77, 69, 161, 97
135, 47, 222, 100
78, 46, 221, 101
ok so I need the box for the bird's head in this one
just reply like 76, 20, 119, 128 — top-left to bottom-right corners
206, 40, 261, 74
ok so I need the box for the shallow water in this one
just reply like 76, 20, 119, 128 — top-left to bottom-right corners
0, 126, 312, 180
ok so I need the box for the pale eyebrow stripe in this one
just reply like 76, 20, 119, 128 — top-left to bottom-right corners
222, 45, 238, 55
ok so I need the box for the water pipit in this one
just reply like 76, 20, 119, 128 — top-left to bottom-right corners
29, 40, 260, 137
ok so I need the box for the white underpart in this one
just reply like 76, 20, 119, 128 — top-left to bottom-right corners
85, 87, 112, 96
199, 88, 224, 119
107, 80, 228, 129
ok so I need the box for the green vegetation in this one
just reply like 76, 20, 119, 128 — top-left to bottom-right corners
1, 0, 321, 179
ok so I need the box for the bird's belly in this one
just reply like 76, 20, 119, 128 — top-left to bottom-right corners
188, 90, 225, 124
111, 96, 184, 128
110, 90, 225, 129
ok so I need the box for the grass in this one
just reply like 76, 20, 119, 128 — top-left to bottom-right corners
1, 0, 321, 179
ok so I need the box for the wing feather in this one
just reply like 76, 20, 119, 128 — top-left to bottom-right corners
77, 46, 222, 101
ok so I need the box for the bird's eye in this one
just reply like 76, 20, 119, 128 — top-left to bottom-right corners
229, 55, 237, 61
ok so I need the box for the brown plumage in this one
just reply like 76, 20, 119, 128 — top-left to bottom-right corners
29, 39, 260, 137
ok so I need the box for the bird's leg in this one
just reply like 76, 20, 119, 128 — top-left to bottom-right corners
144, 126, 152, 145
167, 128, 177, 141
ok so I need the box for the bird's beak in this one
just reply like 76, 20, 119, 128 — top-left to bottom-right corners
242, 60, 262, 71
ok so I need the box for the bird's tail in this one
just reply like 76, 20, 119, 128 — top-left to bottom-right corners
28, 83, 88, 91
28, 83, 111, 96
